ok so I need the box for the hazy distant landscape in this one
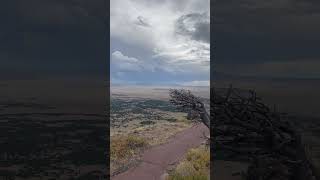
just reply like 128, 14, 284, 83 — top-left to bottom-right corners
110, 85, 210, 177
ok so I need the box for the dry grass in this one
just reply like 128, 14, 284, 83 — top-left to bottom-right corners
110, 113, 192, 175
167, 146, 210, 180
111, 113, 192, 146
110, 135, 149, 175
111, 135, 148, 161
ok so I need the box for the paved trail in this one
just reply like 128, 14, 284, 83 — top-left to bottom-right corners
111, 123, 209, 180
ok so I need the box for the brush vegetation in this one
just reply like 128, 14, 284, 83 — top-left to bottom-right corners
110, 135, 148, 161
167, 146, 210, 180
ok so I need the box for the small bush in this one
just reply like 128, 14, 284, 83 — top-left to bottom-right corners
166, 118, 177, 122
140, 121, 156, 125
168, 173, 208, 180
167, 146, 210, 180
110, 135, 148, 161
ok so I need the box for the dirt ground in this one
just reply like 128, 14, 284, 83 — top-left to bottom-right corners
112, 123, 209, 180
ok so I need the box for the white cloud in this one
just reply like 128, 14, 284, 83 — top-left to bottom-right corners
111, 51, 142, 72
111, 50, 158, 73
112, 51, 139, 63
110, 0, 210, 78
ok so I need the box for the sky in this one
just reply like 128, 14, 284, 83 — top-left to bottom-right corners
2, 0, 319, 82
110, 0, 210, 86
0, 0, 107, 80
214, 0, 320, 80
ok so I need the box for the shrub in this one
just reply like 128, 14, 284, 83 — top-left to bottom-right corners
167, 146, 210, 180
168, 173, 208, 180
110, 135, 148, 161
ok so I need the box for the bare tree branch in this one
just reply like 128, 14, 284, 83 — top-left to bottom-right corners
169, 89, 210, 128
210, 86, 318, 180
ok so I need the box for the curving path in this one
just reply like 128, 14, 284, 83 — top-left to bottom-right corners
111, 123, 209, 180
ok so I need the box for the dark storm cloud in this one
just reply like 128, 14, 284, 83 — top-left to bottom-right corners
0, 0, 107, 78
214, 0, 320, 64
175, 13, 210, 43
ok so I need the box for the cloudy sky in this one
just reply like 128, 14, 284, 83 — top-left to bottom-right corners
214, 0, 320, 80
0, 0, 107, 80
110, 0, 210, 86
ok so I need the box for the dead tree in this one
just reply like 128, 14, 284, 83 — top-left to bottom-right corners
211, 86, 318, 180
169, 89, 210, 128
169, 87, 318, 179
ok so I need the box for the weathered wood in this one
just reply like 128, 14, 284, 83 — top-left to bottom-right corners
210, 86, 318, 180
